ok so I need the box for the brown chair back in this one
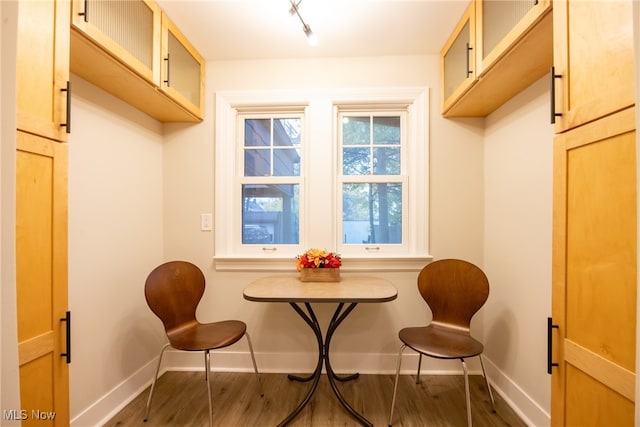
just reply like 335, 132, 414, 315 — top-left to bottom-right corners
144, 261, 205, 335
417, 259, 489, 331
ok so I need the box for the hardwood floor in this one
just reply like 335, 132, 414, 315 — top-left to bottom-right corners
104, 371, 527, 427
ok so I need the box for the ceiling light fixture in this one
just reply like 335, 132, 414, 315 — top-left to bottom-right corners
288, 0, 318, 46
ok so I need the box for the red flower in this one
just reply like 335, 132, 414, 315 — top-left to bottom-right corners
296, 248, 342, 271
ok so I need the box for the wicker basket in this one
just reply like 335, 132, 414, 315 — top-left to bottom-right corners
299, 268, 341, 282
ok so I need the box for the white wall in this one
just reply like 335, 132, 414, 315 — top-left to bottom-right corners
0, 1, 21, 423
67, 77, 166, 424
484, 76, 554, 426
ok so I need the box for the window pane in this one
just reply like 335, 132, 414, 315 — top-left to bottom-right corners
343, 147, 370, 175
274, 118, 301, 147
244, 117, 301, 177
373, 116, 400, 145
242, 184, 299, 244
244, 149, 270, 176
274, 148, 300, 176
342, 183, 402, 244
342, 117, 370, 145
373, 147, 400, 175
245, 119, 270, 146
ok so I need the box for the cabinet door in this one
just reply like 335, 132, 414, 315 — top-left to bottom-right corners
551, 107, 636, 426
160, 13, 205, 119
16, 131, 69, 426
440, 3, 475, 114
552, 0, 635, 133
16, 0, 70, 142
477, 0, 551, 75
71, 0, 161, 82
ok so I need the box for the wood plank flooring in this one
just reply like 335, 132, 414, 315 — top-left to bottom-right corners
104, 371, 527, 427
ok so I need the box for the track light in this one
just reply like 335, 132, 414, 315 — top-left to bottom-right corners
289, 0, 318, 46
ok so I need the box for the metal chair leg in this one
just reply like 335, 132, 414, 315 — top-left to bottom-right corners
478, 354, 496, 412
245, 332, 264, 397
144, 343, 170, 422
416, 353, 422, 384
388, 344, 406, 426
205, 350, 213, 427
461, 359, 472, 427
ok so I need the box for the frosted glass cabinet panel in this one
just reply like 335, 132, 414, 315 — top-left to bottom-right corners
476, 0, 551, 76
71, 0, 161, 82
482, 0, 536, 57
161, 13, 205, 118
441, 3, 476, 113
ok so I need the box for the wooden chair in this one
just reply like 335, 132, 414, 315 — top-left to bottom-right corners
143, 261, 263, 426
388, 259, 496, 427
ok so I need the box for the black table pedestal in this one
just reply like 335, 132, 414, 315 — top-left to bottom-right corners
277, 301, 372, 427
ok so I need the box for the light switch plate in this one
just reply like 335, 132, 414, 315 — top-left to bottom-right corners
200, 213, 213, 231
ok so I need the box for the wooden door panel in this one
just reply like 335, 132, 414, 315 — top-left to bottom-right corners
16, 0, 69, 142
553, 0, 635, 132
16, 149, 54, 342
551, 107, 637, 425
566, 364, 634, 426
566, 129, 636, 371
16, 131, 69, 426
19, 355, 55, 427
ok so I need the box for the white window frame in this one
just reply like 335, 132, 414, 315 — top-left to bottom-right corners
236, 110, 306, 255
214, 88, 431, 271
337, 108, 409, 256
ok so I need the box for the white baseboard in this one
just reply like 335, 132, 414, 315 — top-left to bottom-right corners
71, 357, 163, 427
72, 350, 548, 427
483, 357, 550, 427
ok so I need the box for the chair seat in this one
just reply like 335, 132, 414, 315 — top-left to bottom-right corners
167, 320, 247, 351
399, 323, 484, 359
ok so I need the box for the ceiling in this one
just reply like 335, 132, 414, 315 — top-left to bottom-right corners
155, 0, 470, 61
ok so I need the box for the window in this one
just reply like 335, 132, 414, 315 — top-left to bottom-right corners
338, 112, 407, 254
241, 115, 302, 246
214, 88, 430, 271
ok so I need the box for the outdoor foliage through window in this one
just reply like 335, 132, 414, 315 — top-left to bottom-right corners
341, 114, 403, 245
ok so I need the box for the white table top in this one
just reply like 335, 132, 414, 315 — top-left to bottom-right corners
243, 273, 397, 303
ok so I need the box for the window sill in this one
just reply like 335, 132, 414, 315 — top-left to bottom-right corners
213, 255, 433, 272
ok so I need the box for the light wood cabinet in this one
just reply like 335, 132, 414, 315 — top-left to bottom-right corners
160, 13, 205, 119
70, 0, 204, 122
551, 0, 635, 133
15, 0, 71, 422
16, 131, 70, 427
440, 2, 476, 114
16, 0, 70, 142
441, 0, 552, 117
550, 0, 637, 424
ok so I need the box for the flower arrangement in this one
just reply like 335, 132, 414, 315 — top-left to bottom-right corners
296, 248, 342, 271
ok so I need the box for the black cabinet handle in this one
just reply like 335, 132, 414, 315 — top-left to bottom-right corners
78, 0, 88, 22
60, 311, 71, 364
164, 53, 171, 86
466, 43, 473, 77
550, 66, 562, 124
60, 81, 71, 134
547, 317, 558, 374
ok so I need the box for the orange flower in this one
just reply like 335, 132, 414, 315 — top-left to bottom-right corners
296, 248, 342, 270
